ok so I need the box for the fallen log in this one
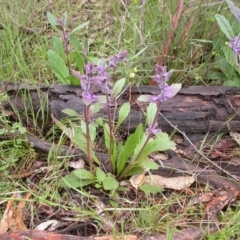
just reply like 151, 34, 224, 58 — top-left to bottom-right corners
1, 83, 240, 134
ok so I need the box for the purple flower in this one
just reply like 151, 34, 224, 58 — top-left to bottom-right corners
85, 62, 97, 75
228, 35, 240, 54
82, 92, 98, 105
146, 123, 160, 136
137, 65, 181, 104
151, 65, 173, 86
109, 50, 128, 68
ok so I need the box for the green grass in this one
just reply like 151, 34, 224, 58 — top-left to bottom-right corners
0, 0, 240, 239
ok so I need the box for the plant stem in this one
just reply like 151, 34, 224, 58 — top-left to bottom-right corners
84, 105, 94, 173
106, 94, 114, 173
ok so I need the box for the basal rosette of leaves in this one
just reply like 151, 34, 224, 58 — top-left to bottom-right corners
47, 12, 181, 194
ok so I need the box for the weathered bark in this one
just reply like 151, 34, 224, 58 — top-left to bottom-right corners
1, 83, 240, 134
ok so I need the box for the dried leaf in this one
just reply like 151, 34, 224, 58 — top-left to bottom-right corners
68, 159, 85, 169
0, 193, 30, 233
35, 220, 60, 231
145, 175, 195, 191
130, 173, 146, 189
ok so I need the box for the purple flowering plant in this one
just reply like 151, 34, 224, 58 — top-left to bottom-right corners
214, 0, 240, 86
47, 12, 180, 191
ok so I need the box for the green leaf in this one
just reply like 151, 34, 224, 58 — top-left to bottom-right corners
126, 166, 144, 176
116, 102, 130, 130
65, 75, 80, 86
139, 183, 163, 195
61, 173, 95, 188
47, 50, 69, 83
80, 119, 97, 142
75, 52, 85, 72
87, 56, 102, 64
136, 132, 175, 163
70, 21, 90, 35
103, 123, 110, 153
102, 176, 119, 190
52, 36, 66, 61
131, 133, 148, 162
146, 102, 157, 126
62, 109, 81, 118
110, 200, 118, 208
217, 57, 235, 79
69, 35, 83, 51
110, 78, 126, 100
47, 12, 61, 33
215, 14, 234, 39
96, 168, 106, 182
73, 169, 95, 180
141, 160, 159, 170
61, 174, 81, 188
117, 123, 144, 174
89, 103, 105, 116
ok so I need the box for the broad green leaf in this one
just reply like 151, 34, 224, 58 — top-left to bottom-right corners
68, 50, 85, 72
47, 12, 61, 33
75, 52, 85, 72
136, 132, 175, 163
80, 119, 97, 142
65, 75, 80, 86
110, 200, 118, 208
103, 123, 110, 153
217, 57, 235, 79
131, 133, 148, 162
74, 169, 95, 180
224, 79, 240, 87
139, 183, 163, 195
137, 95, 153, 102
69, 34, 83, 51
103, 123, 117, 169
87, 56, 102, 65
141, 160, 159, 170
96, 168, 106, 182
223, 45, 235, 69
61, 174, 95, 188
60, 174, 81, 188
153, 132, 175, 150
111, 141, 117, 172
47, 50, 69, 83
70, 21, 90, 35
116, 102, 130, 130
102, 176, 119, 190
146, 102, 157, 126
126, 166, 144, 177
89, 103, 105, 116
215, 14, 234, 39
52, 36, 66, 61
62, 109, 81, 118
117, 123, 144, 174
110, 78, 126, 100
